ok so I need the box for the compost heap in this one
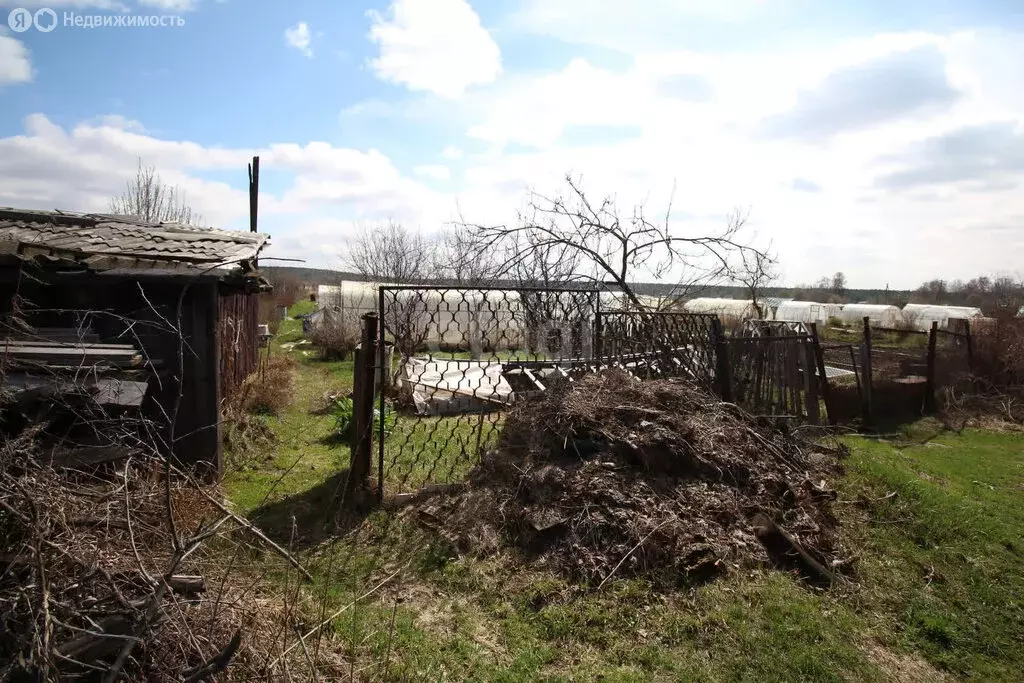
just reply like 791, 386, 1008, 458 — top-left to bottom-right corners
417, 370, 846, 586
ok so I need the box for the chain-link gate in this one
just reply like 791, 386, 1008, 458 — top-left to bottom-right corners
374, 286, 600, 496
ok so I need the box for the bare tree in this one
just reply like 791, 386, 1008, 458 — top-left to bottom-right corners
345, 220, 436, 284
464, 175, 761, 311
344, 221, 438, 358
831, 271, 847, 296
433, 223, 500, 286
109, 158, 203, 225
735, 245, 778, 318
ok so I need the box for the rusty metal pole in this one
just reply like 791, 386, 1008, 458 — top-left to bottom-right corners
861, 316, 873, 424
924, 320, 938, 414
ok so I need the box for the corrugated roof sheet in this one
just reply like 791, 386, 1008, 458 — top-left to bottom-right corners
0, 207, 269, 269
762, 296, 792, 309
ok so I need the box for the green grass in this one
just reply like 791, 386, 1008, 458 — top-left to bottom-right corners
224, 302, 1024, 681
839, 423, 1024, 679
224, 301, 355, 513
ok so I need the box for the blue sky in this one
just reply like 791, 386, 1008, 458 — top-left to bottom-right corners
1, 0, 1024, 288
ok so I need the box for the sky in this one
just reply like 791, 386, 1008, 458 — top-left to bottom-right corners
1, 0, 1023, 289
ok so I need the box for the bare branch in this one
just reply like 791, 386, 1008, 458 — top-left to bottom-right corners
344, 220, 436, 284
108, 158, 203, 226
458, 175, 763, 312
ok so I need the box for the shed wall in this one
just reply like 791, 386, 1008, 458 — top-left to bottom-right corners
217, 290, 260, 402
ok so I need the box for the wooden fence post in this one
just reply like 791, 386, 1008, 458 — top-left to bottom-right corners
860, 317, 873, 424
347, 311, 378, 503
924, 320, 938, 414
964, 319, 974, 373
809, 323, 833, 424
712, 318, 734, 403
349, 344, 363, 452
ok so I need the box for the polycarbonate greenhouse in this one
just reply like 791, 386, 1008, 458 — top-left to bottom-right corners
681, 298, 763, 324
836, 304, 904, 328
901, 304, 984, 331
773, 301, 843, 325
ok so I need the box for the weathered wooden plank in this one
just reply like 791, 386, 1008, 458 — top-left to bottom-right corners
1, 339, 135, 350
804, 341, 820, 424
1, 345, 138, 357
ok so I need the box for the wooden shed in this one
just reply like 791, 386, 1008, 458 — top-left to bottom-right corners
0, 207, 270, 477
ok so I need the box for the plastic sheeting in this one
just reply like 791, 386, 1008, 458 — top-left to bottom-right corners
402, 358, 514, 416
681, 298, 764, 322
901, 304, 983, 331
836, 304, 904, 328
774, 301, 843, 324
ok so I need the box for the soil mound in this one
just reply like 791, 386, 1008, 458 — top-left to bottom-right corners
417, 370, 847, 586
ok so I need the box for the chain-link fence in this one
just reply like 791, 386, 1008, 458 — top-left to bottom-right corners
375, 286, 601, 496
366, 288, 873, 496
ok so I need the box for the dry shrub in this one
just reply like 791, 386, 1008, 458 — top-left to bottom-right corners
971, 315, 1024, 388
221, 404, 278, 470
0, 429, 345, 681
236, 355, 296, 416
257, 273, 306, 333
417, 370, 848, 587
308, 315, 360, 361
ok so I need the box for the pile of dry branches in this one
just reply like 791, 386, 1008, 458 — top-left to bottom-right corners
0, 423, 350, 681
418, 370, 849, 587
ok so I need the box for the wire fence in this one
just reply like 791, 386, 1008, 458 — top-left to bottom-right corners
368, 288, 837, 496
375, 286, 601, 495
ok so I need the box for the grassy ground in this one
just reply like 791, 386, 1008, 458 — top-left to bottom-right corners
223, 302, 1024, 681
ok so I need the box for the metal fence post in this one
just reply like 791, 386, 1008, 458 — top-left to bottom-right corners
712, 318, 734, 402
860, 316, 873, 424
924, 320, 938, 414
377, 288, 387, 503
347, 311, 378, 503
964, 319, 974, 374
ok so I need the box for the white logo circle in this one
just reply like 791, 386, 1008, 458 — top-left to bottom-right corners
7, 7, 32, 32
34, 7, 57, 32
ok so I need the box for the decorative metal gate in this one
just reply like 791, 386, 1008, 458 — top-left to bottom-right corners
599, 311, 720, 384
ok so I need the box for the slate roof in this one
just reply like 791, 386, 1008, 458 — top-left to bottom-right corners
0, 207, 269, 270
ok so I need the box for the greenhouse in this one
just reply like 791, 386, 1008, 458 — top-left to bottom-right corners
681, 298, 764, 324
314, 283, 602, 354
901, 304, 984, 331
774, 301, 843, 325
836, 304, 904, 328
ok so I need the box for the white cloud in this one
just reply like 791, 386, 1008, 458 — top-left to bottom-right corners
1, 1, 127, 8
4, 27, 1024, 287
511, 0, 771, 53
284, 21, 313, 58
414, 164, 450, 181
138, 0, 196, 10
440, 145, 463, 160
368, 0, 501, 98
422, 29, 1024, 286
0, 115, 451, 255
0, 34, 32, 86
92, 114, 146, 132
0, 0, 200, 8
